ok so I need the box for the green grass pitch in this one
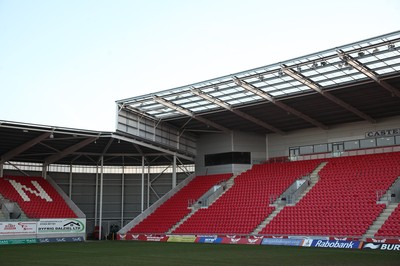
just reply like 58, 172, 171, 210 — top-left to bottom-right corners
0, 241, 399, 266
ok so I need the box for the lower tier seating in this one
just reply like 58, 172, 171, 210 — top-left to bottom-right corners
129, 173, 231, 234
173, 160, 321, 234
0, 175, 77, 218
260, 152, 400, 237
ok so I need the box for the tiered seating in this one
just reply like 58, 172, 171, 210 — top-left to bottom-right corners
376, 205, 400, 237
173, 160, 321, 234
129, 173, 231, 234
260, 152, 400, 237
0, 176, 77, 218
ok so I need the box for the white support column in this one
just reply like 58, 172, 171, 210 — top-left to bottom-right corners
42, 164, 47, 179
69, 164, 73, 198
98, 157, 104, 240
121, 159, 125, 228
141, 156, 145, 213
147, 165, 150, 209
172, 155, 177, 188
0, 164, 3, 177
94, 165, 99, 226
265, 134, 269, 161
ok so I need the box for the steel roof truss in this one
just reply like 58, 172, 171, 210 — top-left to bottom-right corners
233, 77, 328, 130
0, 132, 52, 164
44, 137, 98, 166
153, 95, 230, 133
191, 88, 284, 134
281, 66, 376, 123
337, 50, 400, 98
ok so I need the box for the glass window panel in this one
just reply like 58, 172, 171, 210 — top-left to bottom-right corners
327, 143, 333, 152
270, 91, 285, 96
377, 137, 395, 146
360, 139, 376, 148
344, 140, 360, 150
320, 81, 336, 86
314, 144, 328, 153
396, 136, 400, 145
299, 146, 313, 155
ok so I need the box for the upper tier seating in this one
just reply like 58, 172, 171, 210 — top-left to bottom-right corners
173, 160, 321, 234
129, 173, 232, 234
376, 205, 400, 238
260, 152, 400, 237
0, 175, 77, 218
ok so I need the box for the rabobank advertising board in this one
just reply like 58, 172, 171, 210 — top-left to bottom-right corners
310, 239, 363, 249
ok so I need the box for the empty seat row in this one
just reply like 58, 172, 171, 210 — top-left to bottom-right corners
0, 175, 77, 218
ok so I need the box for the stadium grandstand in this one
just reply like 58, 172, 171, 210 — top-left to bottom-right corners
0, 30, 400, 247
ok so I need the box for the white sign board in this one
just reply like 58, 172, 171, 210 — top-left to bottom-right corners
0, 221, 37, 235
37, 219, 86, 235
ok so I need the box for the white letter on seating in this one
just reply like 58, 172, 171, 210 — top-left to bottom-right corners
9, 180, 53, 202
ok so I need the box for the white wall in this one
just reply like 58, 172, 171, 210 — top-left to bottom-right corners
195, 131, 266, 175
267, 116, 400, 158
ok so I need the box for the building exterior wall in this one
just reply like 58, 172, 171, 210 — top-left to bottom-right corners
267, 116, 400, 158
195, 131, 266, 175
117, 107, 197, 155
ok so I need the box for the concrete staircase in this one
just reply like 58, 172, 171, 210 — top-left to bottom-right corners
295, 162, 328, 203
0, 193, 7, 220
0, 209, 6, 220
166, 173, 240, 234
252, 205, 284, 235
362, 202, 399, 240
0, 193, 29, 220
18, 207, 28, 220
251, 162, 328, 235
167, 208, 197, 234
0, 193, 7, 206
213, 173, 238, 201
378, 176, 400, 204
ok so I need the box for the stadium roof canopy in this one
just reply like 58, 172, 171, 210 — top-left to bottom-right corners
117, 31, 400, 135
1, 31, 400, 168
0, 121, 194, 167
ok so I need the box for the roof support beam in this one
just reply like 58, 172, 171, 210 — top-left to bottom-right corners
337, 50, 400, 98
281, 65, 376, 123
43, 137, 98, 166
153, 95, 231, 133
0, 132, 52, 164
233, 77, 328, 130
112, 134, 194, 161
191, 88, 284, 134
132, 143, 144, 155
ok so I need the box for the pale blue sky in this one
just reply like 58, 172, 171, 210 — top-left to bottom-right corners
0, 0, 399, 131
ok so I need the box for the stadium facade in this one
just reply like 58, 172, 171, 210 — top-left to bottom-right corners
0, 31, 400, 243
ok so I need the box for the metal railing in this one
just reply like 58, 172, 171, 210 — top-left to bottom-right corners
290, 145, 400, 162
286, 179, 310, 205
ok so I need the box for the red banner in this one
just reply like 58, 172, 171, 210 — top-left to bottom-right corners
118, 233, 168, 242
366, 238, 400, 244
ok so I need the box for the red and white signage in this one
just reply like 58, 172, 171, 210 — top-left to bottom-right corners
0, 221, 37, 235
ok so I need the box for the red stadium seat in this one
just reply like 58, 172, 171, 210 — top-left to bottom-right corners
0, 175, 77, 218
260, 152, 400, 238
129, 173, 232, 234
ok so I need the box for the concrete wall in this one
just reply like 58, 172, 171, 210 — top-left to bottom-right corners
194, 116, 400, 175
195, 131, 266, 175
267, 116, 400, 158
